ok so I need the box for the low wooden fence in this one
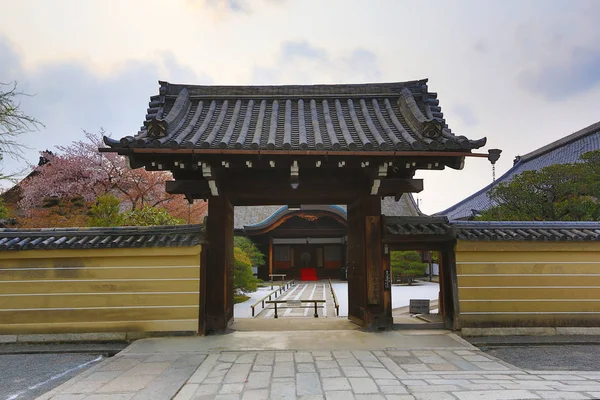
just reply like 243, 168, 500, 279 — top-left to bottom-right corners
250, 280, 295, 317
328, 278, 339, 316
266, 299, 325, 318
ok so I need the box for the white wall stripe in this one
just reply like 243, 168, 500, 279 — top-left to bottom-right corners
0, 292, 199, 297
0, 305, 198, 312
0, 319, 197, 326
0, 278, 198, 283
459, 274, 600, 277
462, 311, 600, 315
461, 299, 600, 302
0, 266, 199, 271
460, 286, 600, 289
457, 261, 600, 265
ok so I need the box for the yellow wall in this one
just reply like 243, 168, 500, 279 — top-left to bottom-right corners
0, 246, 201, 335
456, 241, 600, 327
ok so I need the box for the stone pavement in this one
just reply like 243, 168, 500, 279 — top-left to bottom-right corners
255, 282, 338, 319
36, 330, 600, 400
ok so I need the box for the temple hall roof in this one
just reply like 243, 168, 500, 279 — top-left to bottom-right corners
104, 80, 486, 153
438, 120, 600, 220
233, 194, 421, 230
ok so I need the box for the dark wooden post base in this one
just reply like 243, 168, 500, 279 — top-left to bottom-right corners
347, 196, 392, 331
204, 195, 234, 333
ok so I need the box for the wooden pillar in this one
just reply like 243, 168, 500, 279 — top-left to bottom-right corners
347, 195, 390, 330
440, 244, 460, 330
269, 238, 274, 276
346, 199, 365, 325
438, 251, 446, 317
447, 244, 461, 330
204, 196, 234, 333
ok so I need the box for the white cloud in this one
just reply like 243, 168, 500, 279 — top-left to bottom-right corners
2, 0, 600, 213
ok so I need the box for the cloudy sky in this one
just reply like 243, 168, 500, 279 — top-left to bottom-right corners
2, 0, 599, 214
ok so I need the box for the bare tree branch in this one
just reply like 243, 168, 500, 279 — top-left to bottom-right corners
0, 81, 44, 181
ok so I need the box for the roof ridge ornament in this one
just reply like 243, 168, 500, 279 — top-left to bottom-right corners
397, 88, 443, 139
148, 88, 191, 139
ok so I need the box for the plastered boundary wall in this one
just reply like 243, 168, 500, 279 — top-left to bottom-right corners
456, 241, 600, 330
0, 246, 201, 336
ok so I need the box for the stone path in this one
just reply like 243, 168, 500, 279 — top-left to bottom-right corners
255, 283, 338, 319
36, 331, 600, 400
39, 348, 600, 399
174, 349, 600, 400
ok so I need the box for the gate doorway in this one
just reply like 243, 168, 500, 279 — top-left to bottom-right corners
389, 249, 442, 328
383, 217, 459, 330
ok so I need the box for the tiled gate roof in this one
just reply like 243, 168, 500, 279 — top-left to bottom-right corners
104, 80, 486, 153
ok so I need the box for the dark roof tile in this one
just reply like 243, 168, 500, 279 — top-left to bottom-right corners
382, 218, 600, 241
105, 80, 485, 153
453, 221, 600, 241
0, 225, 204, 252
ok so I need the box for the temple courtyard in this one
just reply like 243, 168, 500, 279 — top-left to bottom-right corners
234, 281, 440, 319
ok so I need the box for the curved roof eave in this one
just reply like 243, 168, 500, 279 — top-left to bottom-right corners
243, 205, 347, 231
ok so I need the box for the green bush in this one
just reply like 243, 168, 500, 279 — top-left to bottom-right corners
234, 236, 265, 267
234, 247, 259, 293
390, 251, 427, 285
88, 194, 122, 227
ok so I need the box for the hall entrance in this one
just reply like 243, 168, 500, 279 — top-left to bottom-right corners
241, 205, 348, 282
272, 242, 344, 281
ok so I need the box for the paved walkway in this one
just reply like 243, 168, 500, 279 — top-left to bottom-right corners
37, 330, 600, 400
254, 282, 338, 319
236, 281, 440, 320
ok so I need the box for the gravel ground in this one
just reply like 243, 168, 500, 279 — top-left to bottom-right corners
332, 280, 439, 317
480, 344, 600, 371
0, 353, 103, 400
234, 286, 277, 318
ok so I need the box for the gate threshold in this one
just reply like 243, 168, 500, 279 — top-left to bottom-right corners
230, 318, 361, 332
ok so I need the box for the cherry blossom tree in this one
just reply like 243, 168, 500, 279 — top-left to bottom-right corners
18, 130, 207, 226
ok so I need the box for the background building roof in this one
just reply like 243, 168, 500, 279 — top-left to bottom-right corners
104, 80, 486, 153
438, 120, 600, 220
234, 194, 421, 230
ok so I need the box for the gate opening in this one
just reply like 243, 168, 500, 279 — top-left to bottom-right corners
390, 249, 443, 328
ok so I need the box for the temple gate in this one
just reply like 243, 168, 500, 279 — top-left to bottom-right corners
103, 79, 491, 333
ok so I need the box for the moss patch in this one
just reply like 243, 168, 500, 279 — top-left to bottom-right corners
234, 294, 250, 304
